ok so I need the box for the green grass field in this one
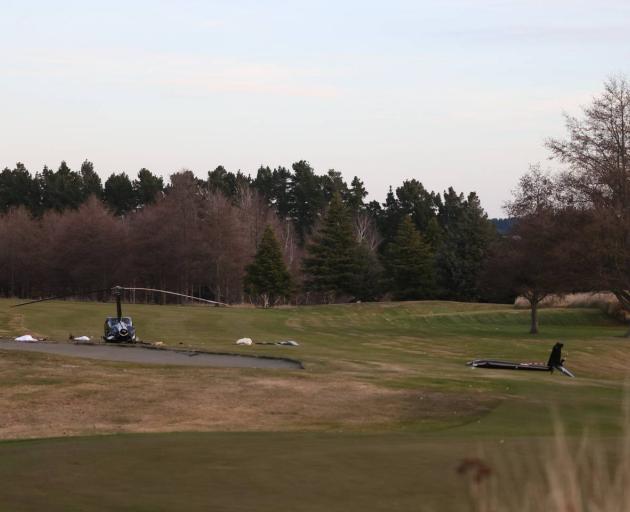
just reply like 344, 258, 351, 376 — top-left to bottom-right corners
0, 299, 627, 511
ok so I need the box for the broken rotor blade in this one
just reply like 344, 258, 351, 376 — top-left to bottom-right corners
11, 288, 112, 308
121, 287, 229, 307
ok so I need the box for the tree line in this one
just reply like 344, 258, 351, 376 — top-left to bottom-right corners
0, 160, 496, 305
3, 77, 626, 331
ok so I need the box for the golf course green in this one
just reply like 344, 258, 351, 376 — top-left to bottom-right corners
0, 299, 627, 511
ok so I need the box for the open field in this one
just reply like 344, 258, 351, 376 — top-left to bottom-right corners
0, 299, 628, 511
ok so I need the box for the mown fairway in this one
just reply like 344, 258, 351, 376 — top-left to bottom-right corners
0, 299, 628, 511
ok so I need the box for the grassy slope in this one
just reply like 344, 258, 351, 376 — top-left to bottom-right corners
0, 299, 627, 511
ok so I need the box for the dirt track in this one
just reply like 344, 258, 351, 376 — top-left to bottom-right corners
0, 341, 302, 369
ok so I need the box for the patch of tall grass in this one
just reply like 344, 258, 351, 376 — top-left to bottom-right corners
515, 292, 625, 320
459, 408, 630, 511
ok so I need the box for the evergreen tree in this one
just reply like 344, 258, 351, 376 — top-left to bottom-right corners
289, 160, 326, 243
347, 176, 368, 212
133, 168, 164, 207
244, 225, 292, 307
377, 180, 441, 250
396, 179, 440, 232
252, 166, 274, 205
365, 199, 382, 219
322, 169, 348, 202
386, 215, 436, 300
207, 165, 231, 196
253, 166, 293, 218
436, 188, 494, 300
0, 163, 40, 214
272, 166, 292, 218
353, 243, 384, 301
303, 193, 360, 301
208, 166, 249, 199
104, 172, 136, 215
39, 161, 84, 212
424, 216, 443, 250
79, 160, 103, 199
377, 186, 401, 247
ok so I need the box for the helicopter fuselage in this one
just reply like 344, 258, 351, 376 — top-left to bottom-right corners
103, 317, 136, 342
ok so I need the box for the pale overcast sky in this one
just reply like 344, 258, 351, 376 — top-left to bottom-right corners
2, 0, 629, 216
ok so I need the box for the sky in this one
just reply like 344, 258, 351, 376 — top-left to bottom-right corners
2, 0, 630, 216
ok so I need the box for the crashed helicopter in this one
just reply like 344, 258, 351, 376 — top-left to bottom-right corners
467, 342, 574, 377
12, 286, 228, 343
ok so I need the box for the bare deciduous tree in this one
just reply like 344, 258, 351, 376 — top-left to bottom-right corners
547, 77, 630, 324
354, 211, 381, 252
505, 164, 558, 218
0, 207, 43, 297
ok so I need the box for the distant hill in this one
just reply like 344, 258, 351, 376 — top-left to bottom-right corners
490, 217, 515, 235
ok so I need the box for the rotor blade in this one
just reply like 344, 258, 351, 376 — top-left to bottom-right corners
121, 287, 229, 307
11, 288, 112, 308
556, 365, 575, 378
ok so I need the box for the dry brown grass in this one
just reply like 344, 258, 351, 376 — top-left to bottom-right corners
515, 292, 626, 319
0, 351, 494, 439
515, 292, 618, 309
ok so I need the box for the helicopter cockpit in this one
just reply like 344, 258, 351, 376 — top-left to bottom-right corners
103, 317, 136, 342
105, 317, 133, 328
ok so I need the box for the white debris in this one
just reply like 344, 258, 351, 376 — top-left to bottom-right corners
154, 341, 164, 347
73, 336, 91, 342
236, 337, 253, 346
276, 340, 299, 347
15, 335, 38, 342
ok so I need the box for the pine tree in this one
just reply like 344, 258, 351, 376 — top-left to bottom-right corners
39, 161, 84, 212
377, 180, 441, 251
386, 215, 436, 300
207, 166, 250, 200
79, 160, 103, 200
104, 172, 136, 215
303, 193, 360, 301
322, 169, 348, 202
353, 243, 384, 301
244, 225, 292, 307
436, 189, 494, 300
347, 176, 368, 212
253, 166, 274, 206
0, 163, 40, 214
133, 168, 164, 207
289, 160, 326, 243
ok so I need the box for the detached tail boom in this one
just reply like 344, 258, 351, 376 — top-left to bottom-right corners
467, 342, 574, 378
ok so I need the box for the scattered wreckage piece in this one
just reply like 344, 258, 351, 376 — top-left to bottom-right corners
256, 340, 300, 347
276, 340, 299, 346
467, 342, 574, 377
235, 338, 300, 347
14, 335, 40, 342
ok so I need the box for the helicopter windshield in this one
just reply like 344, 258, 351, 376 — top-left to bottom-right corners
106, 317, 133, 327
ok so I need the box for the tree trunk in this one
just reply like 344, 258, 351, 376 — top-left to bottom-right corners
530, 300, 539, 335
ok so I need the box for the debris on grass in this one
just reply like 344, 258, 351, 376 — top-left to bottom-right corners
14, 335, 38, 342
276, 340, 299, 347
255, 340, 300, 347
236, 338, 253, 346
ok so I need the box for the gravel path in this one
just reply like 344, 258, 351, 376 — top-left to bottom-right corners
0, 341, 302, 369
